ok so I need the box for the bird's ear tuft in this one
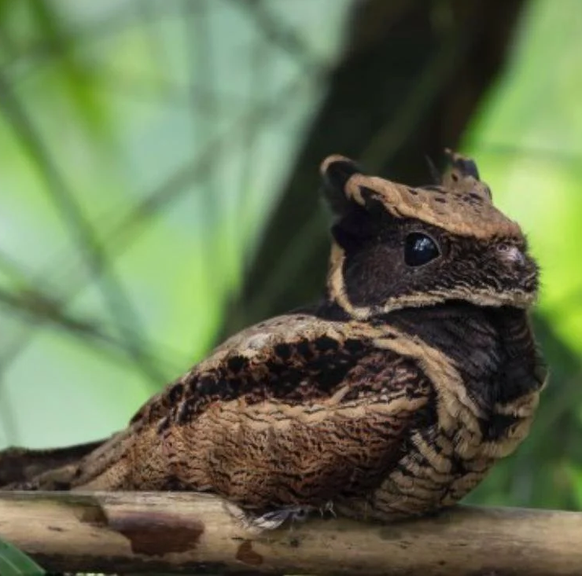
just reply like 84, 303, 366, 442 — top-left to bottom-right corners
443, 149, 491, 201
444, 148, 480, 180
320, 154, 364, 215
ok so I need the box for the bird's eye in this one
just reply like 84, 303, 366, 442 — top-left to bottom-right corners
404, 233, 440, 267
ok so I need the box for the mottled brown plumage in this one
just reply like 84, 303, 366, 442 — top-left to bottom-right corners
0, 152, 546, 529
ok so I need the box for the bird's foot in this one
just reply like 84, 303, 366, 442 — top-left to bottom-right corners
319, 500, 336, 517
224, 502, 314, 533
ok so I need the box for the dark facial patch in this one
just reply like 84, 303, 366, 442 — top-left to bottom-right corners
339, 218, 447, 307
336, 207, 536, 309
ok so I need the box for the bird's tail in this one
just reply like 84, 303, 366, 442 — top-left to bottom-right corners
0, 439, 106, 489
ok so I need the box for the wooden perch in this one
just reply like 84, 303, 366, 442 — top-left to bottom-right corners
0, 491, 581, 575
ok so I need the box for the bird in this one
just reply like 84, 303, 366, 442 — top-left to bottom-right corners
0, 151, 547, 530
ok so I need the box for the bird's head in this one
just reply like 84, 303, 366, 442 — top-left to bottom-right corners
321, 151, 539, 320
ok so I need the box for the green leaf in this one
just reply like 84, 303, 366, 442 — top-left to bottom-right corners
0, 539, 45, 576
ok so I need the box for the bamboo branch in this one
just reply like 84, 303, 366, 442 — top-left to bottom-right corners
0, 491, 581, 575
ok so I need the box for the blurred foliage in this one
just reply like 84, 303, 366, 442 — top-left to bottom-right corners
0, 0, 352, 446
0, 538, 45, 575
0, 0, 580, 523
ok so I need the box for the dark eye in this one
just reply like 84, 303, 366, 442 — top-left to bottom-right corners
404, 233, 440, 267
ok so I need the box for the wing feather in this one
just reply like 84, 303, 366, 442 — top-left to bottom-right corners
7, 313, 431, 504
120, 313, 431, 508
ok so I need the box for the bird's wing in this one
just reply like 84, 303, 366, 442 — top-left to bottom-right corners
3, 313, 430, 496
124, 312, 432, 509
